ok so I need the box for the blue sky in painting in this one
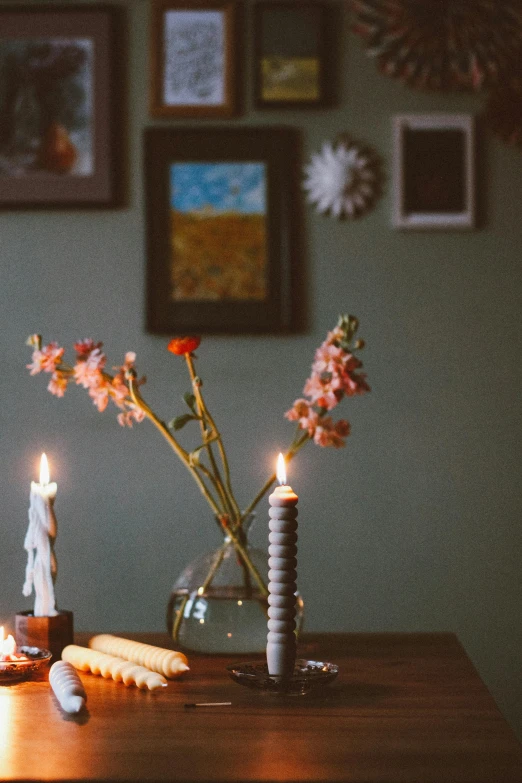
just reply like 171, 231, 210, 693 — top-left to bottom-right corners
170, 162, 266, 214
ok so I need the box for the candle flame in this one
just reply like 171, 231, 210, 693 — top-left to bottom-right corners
0, 627, 17, 657
39, 453, 50, 486
276, 453, 287, 485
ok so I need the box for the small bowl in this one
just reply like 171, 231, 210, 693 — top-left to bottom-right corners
226, 658, 339, 694
0, 646, 52, 683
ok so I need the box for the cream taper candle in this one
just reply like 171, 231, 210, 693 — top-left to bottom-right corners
62, 644, 168, 690
266, 453, 298, 678
89, 634, 189, 678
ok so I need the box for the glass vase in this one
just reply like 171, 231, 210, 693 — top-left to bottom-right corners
167, 515, 304, 655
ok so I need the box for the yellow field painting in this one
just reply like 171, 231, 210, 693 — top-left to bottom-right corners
171, 209, 267, 301
261, 57, 320, 101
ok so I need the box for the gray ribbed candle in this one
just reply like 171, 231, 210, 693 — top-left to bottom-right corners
266, 482, 298, 678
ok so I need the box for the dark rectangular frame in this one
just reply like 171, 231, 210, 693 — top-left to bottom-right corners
149, 0, 239, 118
0, 4, 125, 209
253, 1, 331, 109
392, 113, 476, 230
144, 126, 300, 334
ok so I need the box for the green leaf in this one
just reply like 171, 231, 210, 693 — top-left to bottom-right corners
338, 314, 359, 341
168, 413, 199, 431
183, 392, 197, 413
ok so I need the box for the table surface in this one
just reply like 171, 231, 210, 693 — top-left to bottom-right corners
1, 632, 521, 783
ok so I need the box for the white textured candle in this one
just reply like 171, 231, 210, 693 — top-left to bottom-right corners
267, 483, 298, 678
23, 454, 58, 617
49, 660, 87, 713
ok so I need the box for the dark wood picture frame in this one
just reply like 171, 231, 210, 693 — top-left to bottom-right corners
253, 1, 331, 109
144, 126, 300, 334
392, 114, 476, 230
149, 0, 238, 118
0, 4, 125, 209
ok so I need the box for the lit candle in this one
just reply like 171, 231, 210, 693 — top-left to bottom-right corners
0, 627, 27, 662
266, 453, 298, 678
23, 453, 58, 617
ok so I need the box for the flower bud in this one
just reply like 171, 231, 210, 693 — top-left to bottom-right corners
26, 334, 42, 350
167, 336, 201, 355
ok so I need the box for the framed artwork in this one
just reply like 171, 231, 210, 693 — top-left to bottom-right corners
392, 114, 476, 230
253, 1, 330, 108
149, 0, 238, 118
144, 127, 300, 334
0, 5, 124, 209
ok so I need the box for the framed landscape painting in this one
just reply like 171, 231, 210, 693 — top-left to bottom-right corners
392, 114, 476, 230
144, 127, 299, 334
0, 5, 124, 209
253, 1, 331, 108
149, 0, 239, 117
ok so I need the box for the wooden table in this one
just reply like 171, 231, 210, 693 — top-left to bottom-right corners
1, 633, 521, 783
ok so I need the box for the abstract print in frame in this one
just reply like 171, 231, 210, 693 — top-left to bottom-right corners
144, 127, 299, 334
0, 5, 124, 209
150, 0, 238, 118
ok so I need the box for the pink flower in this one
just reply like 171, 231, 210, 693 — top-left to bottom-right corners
285, 399, 311, 422
303, 372, 342, 410
285, 399, 320, 436
302, 373, 324, 402
27, 342, 64, 375
312, 343, 345, 374
74, 339, 103, 360
109, 372, 130, 409
301, 409, 320, 437
117, 406, 145, 427
88, 380, 110, 412
73, 348, 106, 389
315, 391, 340, 411
47, 371, 68, 397
341, 371, 370, 397
325, 326, 344, 345
313, 417, 351, 448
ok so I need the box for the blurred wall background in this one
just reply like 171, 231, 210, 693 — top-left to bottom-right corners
1, 0, 521, 740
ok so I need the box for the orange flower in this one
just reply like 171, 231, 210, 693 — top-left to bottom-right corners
167, 336, 201, 355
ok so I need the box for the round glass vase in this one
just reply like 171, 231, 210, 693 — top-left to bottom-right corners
167, 515, 304, 655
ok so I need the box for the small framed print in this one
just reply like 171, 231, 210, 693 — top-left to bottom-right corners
144, 126, 300, 334
0, 4, 124, 209
149, 0, 238, 118
392, 114, 476, 230
254, 1, 330, 108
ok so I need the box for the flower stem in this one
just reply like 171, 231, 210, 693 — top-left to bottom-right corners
241, 431, 310, 520
171, 595, 188, 640
185, 353, 242, 523
127, 377, 222, 517
221, 522, 269, 598
184, 354, 232, 518
200, 543, 227, 593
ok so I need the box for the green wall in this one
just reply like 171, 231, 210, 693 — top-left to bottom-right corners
1, 0, 521, 740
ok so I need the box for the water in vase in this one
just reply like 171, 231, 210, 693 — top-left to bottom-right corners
167, 588, 269, 654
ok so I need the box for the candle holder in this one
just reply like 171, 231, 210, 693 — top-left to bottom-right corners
226, 658, 338, 695
0, 646, 52, 684
15, 609, 74, 662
